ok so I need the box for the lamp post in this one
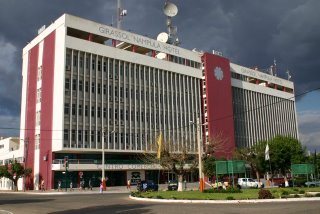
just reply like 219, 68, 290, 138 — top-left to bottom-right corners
102, 128, 114, 190
196, 118, 205, 192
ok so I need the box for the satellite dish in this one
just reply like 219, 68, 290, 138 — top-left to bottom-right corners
163, 2, 178, 17
156, 52, 167, 59
157, 32, 169, 43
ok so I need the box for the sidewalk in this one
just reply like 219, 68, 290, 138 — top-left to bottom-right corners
0, 182, 199, 195
0, 186, 131, 195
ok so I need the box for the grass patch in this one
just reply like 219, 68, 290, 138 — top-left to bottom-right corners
132, 186, 320, 200
134, 189, 260, 200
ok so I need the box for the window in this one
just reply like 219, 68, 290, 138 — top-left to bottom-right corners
97, 131, 101, 142
78, 104, 82, 116
91, 130, 95, 142
85, 130, 88, 142
64, 129, 69, 140
79, 56, 83, 68
64, 103, 70, 115
91, 82, 95, 93
103, 108, 107, 118
85, 105, 88, 117
98, 60, 101, 71
103, 84, 106, 95
36, 88, 42, 103
72, 79, 77, 90
72, 104, 76, 115
37, 66, 42, 81
97, 83, 101, 94
79, 80, 83, 91
71, 129, 76, 141
86, 57, 89, 69
91, 106, 95, 117
120, 87, 123, 98
73, 55, 78, 67
92, 58, 96, 70
97, 107, 101, 118
78, 130, 82, 141
65, 78, 70, 90
85, 81, 89, 92
120, 109, 124, 120
103, 61, 107, 72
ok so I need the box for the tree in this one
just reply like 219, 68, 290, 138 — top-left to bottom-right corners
202, 133, 230, 178
203, 156, 216, 178
141, 139, 197, 191
268, 135, 306, 175
0, 159, 32, 191
234, 142, 267, 181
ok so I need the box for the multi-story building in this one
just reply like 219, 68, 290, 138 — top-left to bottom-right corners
0, 137, 24, 190
18, 14, 298, 190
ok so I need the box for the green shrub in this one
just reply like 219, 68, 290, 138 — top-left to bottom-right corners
315, 193, 320, 197
299, 190, 305, 194
226, 196, 235, 200
293, 188, 299, 192
281, 190, 289, 196
258, 189, 273, 199
294, 194, 300, 198
156, 195, 163, 199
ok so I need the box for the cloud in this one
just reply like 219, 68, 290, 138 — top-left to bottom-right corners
297, 110, 320, 150
0, 115, 20, 137
0, 36, 21, 117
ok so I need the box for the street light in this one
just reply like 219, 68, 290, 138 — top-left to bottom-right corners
102, 128, 114, 190
191, 118, 206, 192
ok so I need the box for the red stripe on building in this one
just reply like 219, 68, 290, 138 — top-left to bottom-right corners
24, 45, 39, 190
40, 31, 56, 189
202, 53, 235, 159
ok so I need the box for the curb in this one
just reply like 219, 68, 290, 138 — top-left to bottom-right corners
129, 195, 320, 204
0, 190, 130, 195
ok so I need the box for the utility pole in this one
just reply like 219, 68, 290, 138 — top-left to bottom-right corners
23, 137, 29, 191
101, 127, 106, 190
197, 118, 204, 192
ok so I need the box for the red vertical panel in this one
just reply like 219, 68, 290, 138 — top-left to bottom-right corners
202, 53, 235, 159
24, 45, 39, 190
40, 31, 55, 189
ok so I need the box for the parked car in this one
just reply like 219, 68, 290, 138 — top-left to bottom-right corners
137, 180, 159, 192
237, 178, 259, 189
167, 180, 178, 191
305, 180, 320, 187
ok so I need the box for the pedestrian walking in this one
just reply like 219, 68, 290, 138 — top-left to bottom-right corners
127, 179, 131, 190
99, 182, 103, 194
58, 180, 62, 192
41, 179, 45, 191
70, 181, 73, 191
89, 179, 92, 190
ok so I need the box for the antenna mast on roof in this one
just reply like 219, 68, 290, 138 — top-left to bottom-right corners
117, 0, 127, 29
163, 0, 180, 46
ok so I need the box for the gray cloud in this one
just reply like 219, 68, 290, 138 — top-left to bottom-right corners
297, 110, 320, 151
0, 0, 319, 149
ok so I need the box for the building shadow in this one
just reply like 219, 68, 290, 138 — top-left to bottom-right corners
49, 203, 153, 214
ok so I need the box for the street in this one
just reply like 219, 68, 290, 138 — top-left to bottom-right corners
1, 192, 320, 214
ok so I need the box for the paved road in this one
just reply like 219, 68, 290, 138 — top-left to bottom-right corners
1, 192, 320, 214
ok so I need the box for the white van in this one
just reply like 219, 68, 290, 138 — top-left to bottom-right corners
237, 178, 259, 189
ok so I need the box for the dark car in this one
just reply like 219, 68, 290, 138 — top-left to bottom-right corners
168, 180, 178, 191
137, 180, 159, 192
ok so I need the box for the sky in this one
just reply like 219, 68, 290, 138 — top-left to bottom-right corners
0, 0, 319, 151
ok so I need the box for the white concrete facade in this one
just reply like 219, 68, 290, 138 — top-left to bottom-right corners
0, 137, 24, 190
